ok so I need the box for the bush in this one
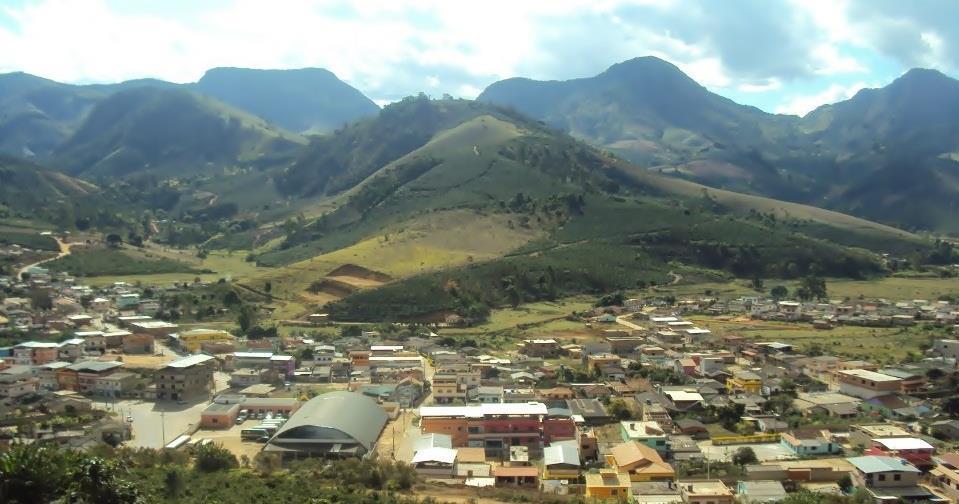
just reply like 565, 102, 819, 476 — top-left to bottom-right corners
193, 443, 237, 472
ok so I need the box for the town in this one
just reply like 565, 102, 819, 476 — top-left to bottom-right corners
4, 238, 959, 503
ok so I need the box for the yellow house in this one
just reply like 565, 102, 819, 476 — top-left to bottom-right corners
585, 470, 631, 500
174, 328, 235, 353
726, 369, 763, 394
605, 441, 675, 482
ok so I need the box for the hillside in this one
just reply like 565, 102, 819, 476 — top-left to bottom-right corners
236, 97, 930, 322
195, 67, 379, 133
479, 58, 959, 233
52, 87, 307, 179
0, 72, 103, 158
0, 155, 99, 222
477, 57, 807, 199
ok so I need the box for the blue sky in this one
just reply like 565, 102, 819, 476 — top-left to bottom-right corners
1, 0, 957, 116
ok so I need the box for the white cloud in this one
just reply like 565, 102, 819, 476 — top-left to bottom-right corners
774, 81, 873, 116
738, 79, 782, 93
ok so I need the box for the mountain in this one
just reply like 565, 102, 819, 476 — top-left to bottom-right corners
0, 73, 104, 158
239, 97, 929, 322
479, 58, 959, 233
477, 57, 807, 197
194, 67, 379, 133
0, 155, 98, 223
52, 86, 307, 178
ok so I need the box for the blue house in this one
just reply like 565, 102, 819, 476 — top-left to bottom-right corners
780, 429, 842, 456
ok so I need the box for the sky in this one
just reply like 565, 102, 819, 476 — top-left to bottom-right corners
0, 0, 957, 116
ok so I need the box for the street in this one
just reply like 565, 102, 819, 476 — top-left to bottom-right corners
99, 398, 211, 448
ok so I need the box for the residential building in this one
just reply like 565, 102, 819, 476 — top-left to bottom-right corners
847, 456, 936, 503
930, 453, 959, 502
171, 328, 234, 353
736, 481, 787, 503
418, 402, 574, 456
122, 333, 154, 354
492, 466, 538, 487
606, 441, 675, 482
155, 354, 215, 400
620, 421, 669, 454
679, 480, 734, 504
13, 341, 59, 365
543, 441, 580, 480
837, 369, 903, 399
780, 430, 842, 456
849, 424, 913, 449
432, 373, 467, 403
726, 370, 763, 395
519, 339, 559, 358
865, 438, 935, 469
200, 402, 240, 429
585, 470, 632, 500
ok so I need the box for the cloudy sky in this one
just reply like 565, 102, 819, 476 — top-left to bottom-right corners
1, 0, 956, 116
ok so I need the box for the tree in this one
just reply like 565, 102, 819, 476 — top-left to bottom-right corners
797, 276, 827, 301
926, 368, 945, 381
194, 443, 237, 472
264, 281, 272, 294
237, 305, 258, 333
105, 234, 123, 248
30, 289, 53, 311
770, 285, 788, 299
163, 468, 184, 498
608, 399, 631, 420
733, 446, 758, 466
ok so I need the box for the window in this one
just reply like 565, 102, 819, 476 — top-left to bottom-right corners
894, 474, 901, 481
878, 474, 886, 481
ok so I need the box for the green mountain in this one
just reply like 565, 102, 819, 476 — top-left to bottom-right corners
240, 97, 931, 322
0, 72, 103, 158
479, 58, 959, 233
0, 155, 99, 223
52, 87, 306, 179
195, 67, 379, 133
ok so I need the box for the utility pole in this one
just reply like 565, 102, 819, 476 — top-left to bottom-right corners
160, 410, 166, 446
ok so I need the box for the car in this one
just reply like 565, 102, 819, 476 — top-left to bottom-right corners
125, 415, 133, 423
176, 399, 186, 405
235, 416, 246, 424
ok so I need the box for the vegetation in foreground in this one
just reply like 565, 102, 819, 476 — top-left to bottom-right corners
45, 247, 205, 277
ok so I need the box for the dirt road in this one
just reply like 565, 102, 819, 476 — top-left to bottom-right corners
17, 237, 73, 279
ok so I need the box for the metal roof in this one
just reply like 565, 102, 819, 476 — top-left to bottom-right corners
839, 369, 901, 382
411, 447, 457, 465
544, 442, 580, 467
271, 391, 387, 451
419, 402, 548, 418
848, 456, 921, 474
873, 437, 934, 451
164, 354, 214, 368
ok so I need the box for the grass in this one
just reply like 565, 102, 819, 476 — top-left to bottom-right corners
826, 276, 959, 301
45, 246, 202, 277
0, 229, 59, 251
686, 314, 940, 363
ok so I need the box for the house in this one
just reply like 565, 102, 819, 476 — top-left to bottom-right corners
849, 424, 913, 449
411, 433, 457, 478
170, 328, 234, 353
675, 419, 709, 439
642, 402, 674, 430
877, 368, 925, 395
929, 452, 959, 502
780, 430, 841, 456
726, 370, 763, 394
793, 392, 861, 418
662, 389, 704, 412
122, 333, 154, 354
431, 373, 467, 403
418, 402, 574, 456
606, 441, 675, 482
200, 402, 240, 429
836, 369, 902, 399
865, 438, 935, 469
847, 456, 938, 503
539, 386, 575, 401
585, 470, 632, 500
473, 386, 504, 404
736, 481, 787, 503
931, 420, 959, 441
620, 421, 669, 454
679, 480, 734, 504
566, 398, 612, 425
543, 440, 580, 481
519, 339, 559, 358
492, 466, 538, 487
155, 354, 215, 401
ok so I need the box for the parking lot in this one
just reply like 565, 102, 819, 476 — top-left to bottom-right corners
193, 423, 265, 461
98, 398, 212, 448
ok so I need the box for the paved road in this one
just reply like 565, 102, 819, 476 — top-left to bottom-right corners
615, 315, 644, 331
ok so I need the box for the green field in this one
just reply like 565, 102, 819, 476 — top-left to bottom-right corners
46, 247, 203, 277
0, 229, 59, 251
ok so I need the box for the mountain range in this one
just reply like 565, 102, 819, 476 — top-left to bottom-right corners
1, 61, 952, 320
478, 57, 959, 232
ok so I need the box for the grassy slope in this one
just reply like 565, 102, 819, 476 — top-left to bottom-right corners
45, 246, 203, 277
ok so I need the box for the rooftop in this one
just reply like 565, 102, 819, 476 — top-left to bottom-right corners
873, 437, 934, 451
839, 369, 901, 382
848, 455, 921, 474
164, 354, 215, 369
419, 402, 548, 418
